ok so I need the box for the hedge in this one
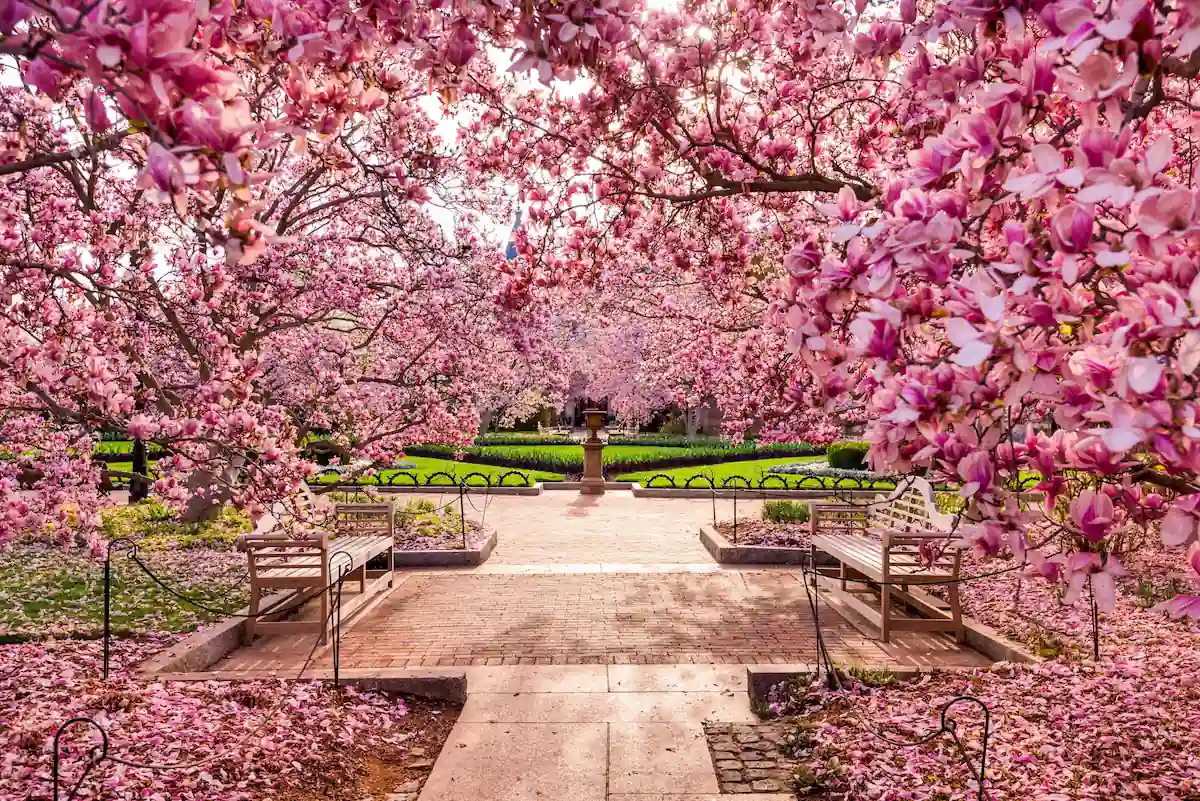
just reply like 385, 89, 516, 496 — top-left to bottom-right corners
404, 441, 825, 476
827, 441, 870, 470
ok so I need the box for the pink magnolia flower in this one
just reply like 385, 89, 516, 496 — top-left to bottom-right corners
1025, 550, 1067, 582
1070, 489, 1115, 542
1064, 552, 1127, 613
1161, 494, 1200, 547
957, 451, 993, 497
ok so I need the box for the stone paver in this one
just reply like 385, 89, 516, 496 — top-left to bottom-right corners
458, 691, 757, 724
418, 722, 608, 801
608, 722, 718, 794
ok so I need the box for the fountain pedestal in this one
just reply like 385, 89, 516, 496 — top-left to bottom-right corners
580, 409, 606, 495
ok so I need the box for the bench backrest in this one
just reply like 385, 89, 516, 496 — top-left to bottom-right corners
867, 476, 954, 534
240, 532, 330, 579
334, 503, 394, 538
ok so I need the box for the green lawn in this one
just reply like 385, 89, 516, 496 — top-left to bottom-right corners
616, 456, 834, 485
313, 455, 564, 485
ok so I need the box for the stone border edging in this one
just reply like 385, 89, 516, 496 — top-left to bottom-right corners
540, 481, 635, 490
149, 667, 467, 703
363, 485, 541, 496
393, 529, 498, 567
632, 483, 884, 499
136, 589, 296, 675
746, 660, 1038, 713
699, 524, 837, 567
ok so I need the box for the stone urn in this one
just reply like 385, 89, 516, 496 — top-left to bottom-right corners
580, 409, 607, 494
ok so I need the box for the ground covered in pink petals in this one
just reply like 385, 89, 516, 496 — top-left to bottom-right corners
784, 548, 1200, 800
2, 638, 456, 801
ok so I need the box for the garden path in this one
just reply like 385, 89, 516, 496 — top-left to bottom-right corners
196, 490, 991, 801
215, 490, 988, 670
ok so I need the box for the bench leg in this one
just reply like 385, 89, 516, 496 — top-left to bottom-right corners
243, 585, 260, 645
947, 584, 966, 643
840, 562, 848, 591
880, 584, 892, 643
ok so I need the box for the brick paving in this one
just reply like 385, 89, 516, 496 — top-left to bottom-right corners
218, 569, 988, 671
414, 489, 752, 565
208, 491, 990, 673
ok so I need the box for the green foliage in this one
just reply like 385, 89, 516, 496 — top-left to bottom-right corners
763, 500, 810, 524
827, 441, 870, 470
100, 501, 252, 551
844, 665, 897, 688
934, 493, 966, 515
405, 441, 825, 476
395, 499, 465, 538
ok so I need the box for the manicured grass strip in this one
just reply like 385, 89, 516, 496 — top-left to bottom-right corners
0, 545, 247, 640
616, 456, 834, 485
313, 455, 563, 485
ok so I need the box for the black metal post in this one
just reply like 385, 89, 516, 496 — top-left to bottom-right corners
1089, 576, 1100, 662
732, 488, 737, 544
101, 537, 135, 680
53, 717, 108, 801
103, 553, 112, 680
458, 483, 467, 549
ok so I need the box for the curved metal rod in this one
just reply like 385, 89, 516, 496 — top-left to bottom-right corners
53, 717, 109, 801
870, 695, 991, 801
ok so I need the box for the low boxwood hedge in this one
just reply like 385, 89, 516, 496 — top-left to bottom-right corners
827, 441, 870, 470
404, 441, 824, 476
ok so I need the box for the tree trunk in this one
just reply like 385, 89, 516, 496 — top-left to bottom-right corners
129, 439, 150, 503
479, 407, 495, 434
179, 455, 246, 522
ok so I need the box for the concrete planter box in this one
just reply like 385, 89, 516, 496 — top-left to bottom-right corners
699, 524, 837, 567
392, 529, 498, 567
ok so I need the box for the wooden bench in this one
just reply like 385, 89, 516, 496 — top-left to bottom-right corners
809, 477, 964, 643
237, 490, 395, 645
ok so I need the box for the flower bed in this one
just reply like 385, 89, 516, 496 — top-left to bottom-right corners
2, 638, 459, 801
714, 520, 811, 550
772, 545, 1200, 799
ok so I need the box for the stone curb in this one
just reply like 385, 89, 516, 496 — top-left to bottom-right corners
633, 483, 883, 500
699, 525, 838, 567
367, 485, 542, 496
150, 667, 468, 703
541, 481, 635, 490
393, 530, 498, 567
135, 589, 295, 675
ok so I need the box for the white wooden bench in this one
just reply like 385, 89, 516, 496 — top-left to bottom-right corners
809, 477, 964, 643
237, 489, 395, 645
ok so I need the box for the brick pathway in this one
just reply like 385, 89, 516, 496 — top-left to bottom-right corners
414, 489, 750, 565
211, 491, 990, 673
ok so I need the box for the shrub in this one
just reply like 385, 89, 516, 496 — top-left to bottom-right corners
827, 441, 869, 470
100, 501, 251, 551
763, 500, 810, 524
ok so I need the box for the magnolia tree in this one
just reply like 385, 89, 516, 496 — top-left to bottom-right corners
0, 38, 554, 545
464, 0, 1200, 617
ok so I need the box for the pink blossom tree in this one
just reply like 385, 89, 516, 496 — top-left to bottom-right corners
467, 0, 1200, 614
